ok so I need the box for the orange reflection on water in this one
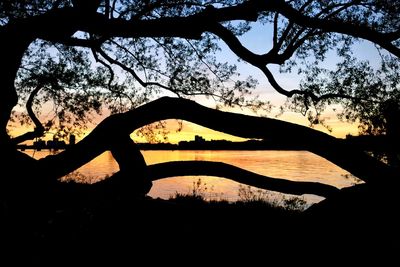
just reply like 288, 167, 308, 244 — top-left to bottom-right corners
24, 150, 360, 204
142, 150, 360, 203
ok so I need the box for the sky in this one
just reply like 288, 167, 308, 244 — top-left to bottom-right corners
9, 20, 384, 145
137, 22, 383, 144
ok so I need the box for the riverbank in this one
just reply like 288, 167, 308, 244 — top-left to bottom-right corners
1, 195, 301, 263
1, 185, 397, 264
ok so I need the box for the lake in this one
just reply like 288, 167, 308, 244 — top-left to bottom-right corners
24, 150, 360, 205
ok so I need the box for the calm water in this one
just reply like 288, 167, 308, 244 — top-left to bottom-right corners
25, 150, 360, 204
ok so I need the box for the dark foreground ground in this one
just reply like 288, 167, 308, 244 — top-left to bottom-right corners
1, 182, 398, 264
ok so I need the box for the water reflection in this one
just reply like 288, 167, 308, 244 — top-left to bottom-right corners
24, 150, 360, 204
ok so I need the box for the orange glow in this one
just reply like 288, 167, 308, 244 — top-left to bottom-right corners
130, 119, 248, 144
9, 115, 359, 145
8, 100, 359, 145
277, 112, 359, 138
26, 149, 361, 203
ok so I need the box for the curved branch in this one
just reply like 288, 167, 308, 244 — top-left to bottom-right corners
148, 161, 340, 198
22, 2, 258, 43
10, 1, 400, 63
95, 44, 173, 92
260, 66, 301, 97
209, 23, 365, 103
11, 131, 42, 145
38, 97, 396, 185
11, 84, 45, 144
207, 23, 312, 97
6, 1, 398, 114
91, 47, 115, 88
260, 65, 370, 104
90, 46, 137, 106
26, 84, 45, 133
208, 23, 266, 66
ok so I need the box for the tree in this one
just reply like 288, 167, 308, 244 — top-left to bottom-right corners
1, 0, 399, 242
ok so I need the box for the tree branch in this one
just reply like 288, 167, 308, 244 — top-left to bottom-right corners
208, 21, 366, 105
30, 1, 259, 42
259, 65, 302, 97
94, 44, 174, 92
37, 97, 396, 185
26, 84, 45, 134
207, 23, 308, 97
207, 24, 368, 103
208, 23, 267, 65
9, 1, 399, 85
273, 12, 279, 47
271, 0, 400, 58
11, 84, 45, 144
90, 46, 137, 106
148, 160, 340, 198
11, 131, 42, 145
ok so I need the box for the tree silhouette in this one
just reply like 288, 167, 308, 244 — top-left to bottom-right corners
0, 0, 399, 251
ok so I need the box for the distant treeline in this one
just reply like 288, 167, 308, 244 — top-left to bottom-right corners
17, 135, 396, 151
139, 139, 312, 150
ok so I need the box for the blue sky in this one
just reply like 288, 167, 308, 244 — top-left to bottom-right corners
193, 21, 384, 139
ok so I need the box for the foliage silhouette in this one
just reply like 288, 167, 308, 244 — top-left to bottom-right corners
0, 1, 399, 260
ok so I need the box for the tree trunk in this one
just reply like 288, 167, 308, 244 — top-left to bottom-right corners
2, 97, 398, 250
39, 97, 395, 182
0, 29, 33, 146
9, 95, 390, 224
3, 97, 396, 206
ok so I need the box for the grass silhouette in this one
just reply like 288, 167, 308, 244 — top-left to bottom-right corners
169, 178, 307, 212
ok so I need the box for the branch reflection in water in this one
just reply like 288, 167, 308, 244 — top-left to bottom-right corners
24, 150, 361, 205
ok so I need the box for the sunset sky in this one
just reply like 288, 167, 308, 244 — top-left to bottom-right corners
9, 22, 381, 144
